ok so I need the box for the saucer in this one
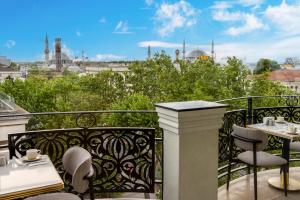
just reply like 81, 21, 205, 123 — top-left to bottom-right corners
21, 154, 42, 162
287, 131, 298, 135
275, 120, 286, 124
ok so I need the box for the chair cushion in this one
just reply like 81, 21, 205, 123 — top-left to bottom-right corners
290, 142, 300, 152
237, 151, 287, 167
25, 193, 81, 200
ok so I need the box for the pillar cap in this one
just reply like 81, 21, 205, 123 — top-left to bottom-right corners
155, 100, 228, 112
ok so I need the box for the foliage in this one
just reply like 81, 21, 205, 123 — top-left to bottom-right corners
0, 53, 295, 129
10, 62, 19, 71
105, 93, 158, 128
254, 58, 280, 74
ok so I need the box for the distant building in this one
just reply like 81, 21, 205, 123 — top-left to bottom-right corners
85, 62, 129, 74
0, 56, 11, 67
0, 56, 21, 82
185, 40, 215, 62
49, 52, 73, 66
186, 49, 209, 62
0, 68, 22, 82
44, 35, 73, 71
268, 70, 300, 93
44, 34, 49, 65
282, 57, 300, 69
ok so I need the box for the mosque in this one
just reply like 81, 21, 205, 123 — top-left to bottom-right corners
147, 40, 216, 63
44, 35, 73, 71
44, 35, 82, 73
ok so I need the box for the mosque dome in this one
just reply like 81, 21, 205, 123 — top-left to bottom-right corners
187, 49, 207, 58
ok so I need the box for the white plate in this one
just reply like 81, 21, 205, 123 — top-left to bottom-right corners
276, 120, 286, 124
21, 154, 42, 162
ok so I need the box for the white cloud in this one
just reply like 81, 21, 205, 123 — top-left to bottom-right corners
237, 0, 264, 7
206, 35, 300, 63
113, 21, 133, 34
76, 31, 81, 37
226, 14, 267, 36
265, 1, 300, 35
154, 0, 199, 37
212, 0, 264, 8
99, 17, 106, 24
145, 0, 154, 6
211, 1, 232, 10
213, 10, 242, 21
138, 41, 182, 48
212, 2, 267, 36
94, 54, 125, 61
5, 40, 16, 48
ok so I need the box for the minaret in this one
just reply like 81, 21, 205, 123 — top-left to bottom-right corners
211, 40, 215, 60
175, 49, 180, 63
55, 38, 62, 72
82, 50, 85, 62
182, 39, 186, 61
44, 34, 49, 65
147, 45, 151, 60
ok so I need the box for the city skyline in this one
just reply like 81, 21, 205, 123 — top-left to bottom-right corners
1, 0, 300, 62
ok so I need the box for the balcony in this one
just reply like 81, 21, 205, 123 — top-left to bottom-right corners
1, 96, 300, 199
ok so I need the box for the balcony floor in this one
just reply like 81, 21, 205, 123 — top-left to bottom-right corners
218, 167, 300, 200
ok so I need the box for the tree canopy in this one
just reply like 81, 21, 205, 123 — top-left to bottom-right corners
254, 58, 281, 74
0, 54, 294, 129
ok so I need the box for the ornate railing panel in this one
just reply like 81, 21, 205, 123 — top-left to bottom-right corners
253, 106, 300, 151
218, 109, 246, 163
8, 127, 155, 194
253, 106, 300, 124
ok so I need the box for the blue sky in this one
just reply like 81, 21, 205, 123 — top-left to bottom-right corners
1, 0, 300, 63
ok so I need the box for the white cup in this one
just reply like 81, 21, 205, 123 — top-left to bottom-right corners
277, 116, 284, 122
263, 117, 269, 125
26, 149, 41, 160
288, 125, 297, 133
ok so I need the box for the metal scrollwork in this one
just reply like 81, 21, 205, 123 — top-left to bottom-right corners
253, 106, 300, 150
8, 127, 155, 193
219, 109, 246, 163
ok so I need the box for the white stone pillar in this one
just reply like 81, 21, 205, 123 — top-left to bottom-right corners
155, 101, 227, 200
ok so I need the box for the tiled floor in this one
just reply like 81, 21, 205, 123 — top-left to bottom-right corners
218, 167, 300, 200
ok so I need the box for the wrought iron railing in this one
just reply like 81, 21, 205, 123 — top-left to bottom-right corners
9, 127, 155, 194
217, 95, 300, 185
1, 111, 162, 198
3, 95, 300, 192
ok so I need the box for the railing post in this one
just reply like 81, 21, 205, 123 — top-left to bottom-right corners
155, 101, 227, 200
247, 96, 253, 125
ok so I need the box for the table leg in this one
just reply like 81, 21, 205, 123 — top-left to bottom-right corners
268, 138, 300, 191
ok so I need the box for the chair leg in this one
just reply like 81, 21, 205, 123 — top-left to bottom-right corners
247, 164, 251, 174
283, 164, 288, 197
253, 164, 257, 200
226, 160, 232, 190
253, 144, 257, 200
227, 137, 234, 191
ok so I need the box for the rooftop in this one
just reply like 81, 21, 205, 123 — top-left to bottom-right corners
268, 70, 300, 82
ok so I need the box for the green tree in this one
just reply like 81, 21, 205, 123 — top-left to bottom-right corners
254, 58, 280, 74
105, 93, 158, 127
127, 52, 185, 102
